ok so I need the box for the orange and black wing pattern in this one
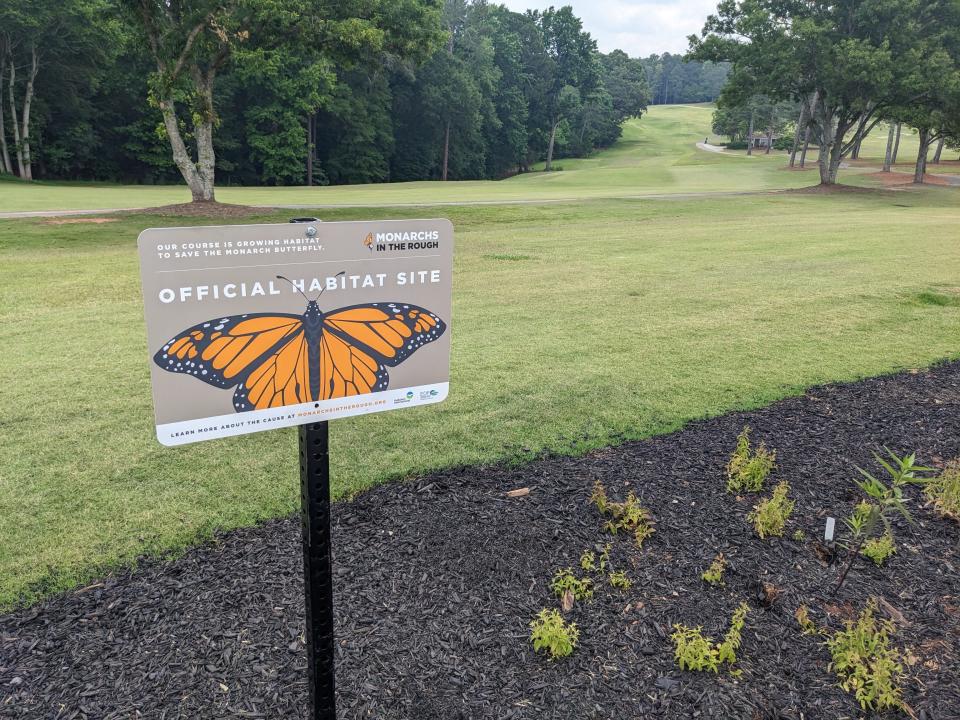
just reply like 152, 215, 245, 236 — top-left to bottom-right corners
154, 313, 304, 400
322, 302, 446, 366
315, 330, 390, 401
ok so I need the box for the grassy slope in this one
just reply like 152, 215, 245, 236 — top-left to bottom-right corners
0, 105, 822, 213
1, 108, 959, 609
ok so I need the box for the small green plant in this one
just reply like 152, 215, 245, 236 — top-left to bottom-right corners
827, 601, 904, 711
608, 570, 632, 590
926, 458, 960, 520
702, 552, 727, 586
599, 543, 611, 571
551, 569, 594, 602
795, 604, 818, 635
589, 479, 609, 514
726, 426, 776, 493
835, 449, 932, 593
716, 603, 749, 665
579, 550, 596, 572
792, 529, 806, 542
592, 481, 656, 548
672, 603, 749, 673
749, 481, 795, 538
530, 609, 579, 660
861, 533, 896, 566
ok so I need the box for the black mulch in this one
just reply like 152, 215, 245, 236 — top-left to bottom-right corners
3, 363, 960, 719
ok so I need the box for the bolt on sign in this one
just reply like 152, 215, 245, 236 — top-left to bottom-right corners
138, 219, 453, 446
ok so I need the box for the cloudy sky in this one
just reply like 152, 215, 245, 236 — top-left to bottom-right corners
499, 0, 718, 56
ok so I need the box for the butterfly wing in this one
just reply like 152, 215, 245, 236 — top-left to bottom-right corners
154, 313, 304, 392
232, 329, 314, 411
316, 329, 391, 400
322, 302, 446, 367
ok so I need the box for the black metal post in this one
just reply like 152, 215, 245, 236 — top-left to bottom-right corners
299, 421, 336, 719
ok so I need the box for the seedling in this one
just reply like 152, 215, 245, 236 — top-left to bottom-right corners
726, 426, 776, 493
749, 481, 794, 538
795, 604, 818, 635
580, 550, 596, 572
702, 552, 727, 586
792, 529, 806, 542
608, 570, 632, 590
599, 543, 611, 571
835, 449, 932, 593
827, 601, 904, 711
592, 481, 656, 548
861, 532, 896, 566
926, 458, 960, 520
530, 609, 579, 660
672, 602, 749, 672
551, 568, 594, 602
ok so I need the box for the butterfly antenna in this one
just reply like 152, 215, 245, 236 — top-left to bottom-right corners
276, 275, 309, 302
315, 271, 345, 300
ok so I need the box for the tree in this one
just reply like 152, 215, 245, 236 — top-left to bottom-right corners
689, 0, 953, 185
0, 0, 112, 180
531, 6, 598, 171
124, 0, 442, 202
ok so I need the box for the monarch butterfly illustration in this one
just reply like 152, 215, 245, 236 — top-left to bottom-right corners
154, 275, 446, 412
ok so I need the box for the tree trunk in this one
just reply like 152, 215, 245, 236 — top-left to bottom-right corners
932, 137, 945, 164
882, 123, 895, 172
187, 64, 216, 202
799, 91, 818, 169
817, 108, 840, 185
545, 119, 558, 171
19, 43, 37, 181
891, 122, 901, 165
7, 58, 25, 179
306, 113, 314, 186
789, 102, 808, 168
764, 122, 772, 155
158, 96, 212, 201
0, 48, 9, 175
914, 128, 930, 184
746, 110, 754, 156
442, 119, 450, 181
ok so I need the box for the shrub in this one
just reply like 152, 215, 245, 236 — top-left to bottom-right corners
608, 570, 632, 590
530, 609, 579, 660
672, 603, 749, 673
749, 481, 795, 538
827, 601, 904, 711
926, 458, 960, 520
589, 480, 609, 514
726, 426, 776, 493
702, 553, 727, 586
861, 533, 896, 566
551, 569, 594, 602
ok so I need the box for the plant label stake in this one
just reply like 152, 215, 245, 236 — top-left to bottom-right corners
137, 218, 454, 718
824, 517, 836, 543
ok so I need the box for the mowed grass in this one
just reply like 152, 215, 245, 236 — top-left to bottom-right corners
2, 187, 960, 608
0, 105, 823, 214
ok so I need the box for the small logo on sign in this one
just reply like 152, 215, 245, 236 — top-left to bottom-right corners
363, 233, 374, 252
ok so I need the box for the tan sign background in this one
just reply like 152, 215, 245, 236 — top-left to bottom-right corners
138, 219, 453, 445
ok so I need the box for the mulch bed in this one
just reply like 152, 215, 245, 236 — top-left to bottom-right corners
3, 363, 960, 719
126, 202, 263, 218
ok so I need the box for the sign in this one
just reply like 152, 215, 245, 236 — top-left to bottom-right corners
138, 219, 453, 446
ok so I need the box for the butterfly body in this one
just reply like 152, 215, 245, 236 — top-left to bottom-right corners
154, 299, 446, 414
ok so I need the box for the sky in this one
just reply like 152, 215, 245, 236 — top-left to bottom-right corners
499, 0, 718, 56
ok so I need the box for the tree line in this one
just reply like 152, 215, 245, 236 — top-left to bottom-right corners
0, 0, 726, 199
689, 0, 960, 185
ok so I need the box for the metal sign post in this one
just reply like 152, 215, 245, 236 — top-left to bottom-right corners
299, 421, 336, 719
